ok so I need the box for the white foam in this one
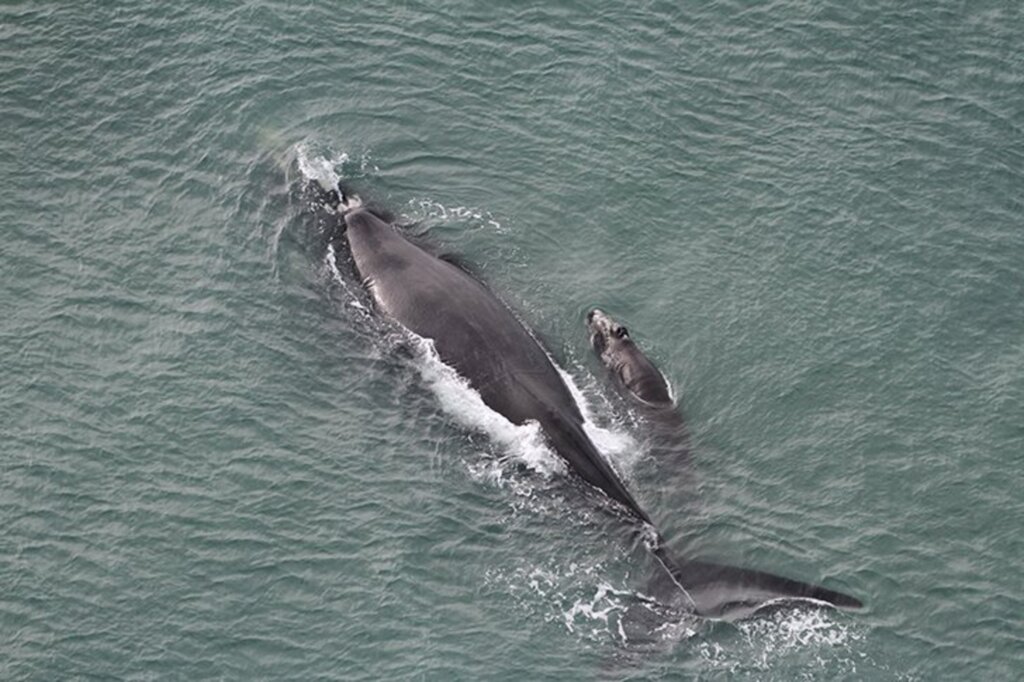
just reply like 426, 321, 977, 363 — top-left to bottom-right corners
294, 142, 379, 193
324, 242, 369, 315
556, 366, 640, 475
409, 335, 564, 478
295, 143, 348, 191
406, 197, 504, 232
407, 334, 643, 495
489, 548, 862, 657
696, 606, 864, 676
563, 583, 620, 634
486, 557, 698, 647
735, 606, 859, 650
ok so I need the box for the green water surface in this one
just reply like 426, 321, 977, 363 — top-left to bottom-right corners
2, 2, 1022, 679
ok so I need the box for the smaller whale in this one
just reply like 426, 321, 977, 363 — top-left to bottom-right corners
587, 308, 692, 472
587, 309, 673, 407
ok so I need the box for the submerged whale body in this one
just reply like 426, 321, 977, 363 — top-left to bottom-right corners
315, 184, 862, 619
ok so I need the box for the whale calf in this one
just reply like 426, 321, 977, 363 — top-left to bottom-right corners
587, 308, 692, 472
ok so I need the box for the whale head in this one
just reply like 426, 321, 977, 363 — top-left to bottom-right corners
586, 308, 632, 364
586, 309, 673, 407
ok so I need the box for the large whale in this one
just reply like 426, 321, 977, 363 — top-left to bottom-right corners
315, 185, 862, 619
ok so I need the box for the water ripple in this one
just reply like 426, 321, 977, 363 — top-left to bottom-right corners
2, 1, 1023, 679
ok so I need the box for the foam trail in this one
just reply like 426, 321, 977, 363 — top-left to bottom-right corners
487, 557, 699, 647
556, 366, 640, 474
410, 335, 564, 478
410, 334, 640, 486
324, 242, 369, 315
407, 197, 505, 232
696, 606, 863, 676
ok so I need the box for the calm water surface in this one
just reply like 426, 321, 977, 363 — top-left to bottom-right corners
2, 1, 1022, 679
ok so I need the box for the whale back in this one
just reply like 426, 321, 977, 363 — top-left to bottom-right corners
344, 209, 578, 420
617, 344, 674, 406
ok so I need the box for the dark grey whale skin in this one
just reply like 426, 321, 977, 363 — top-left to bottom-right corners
586, 308, 694, 474
331, 200, 861, 618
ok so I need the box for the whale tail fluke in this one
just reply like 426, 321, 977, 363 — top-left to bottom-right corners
648, 541, 862, 621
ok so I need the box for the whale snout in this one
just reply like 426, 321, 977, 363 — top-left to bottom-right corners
586, 308, 613, 334
587, 308, 608, 326
586, 309, 633, 363
586, 309, 613, 355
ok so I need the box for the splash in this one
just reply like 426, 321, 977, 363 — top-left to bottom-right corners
487, 557, 698, 648
294, 143, 348, 192
695, 606, 865, 678
293, 142, 379, 192
324, 242, 369, 316
557, 366, 640, 474
405, 333, 645, 505
735, 606, 857, 649
407, 197, 504, 232
409, 335, 564, 479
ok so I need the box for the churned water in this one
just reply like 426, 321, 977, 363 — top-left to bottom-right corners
2, 2, 1022, 679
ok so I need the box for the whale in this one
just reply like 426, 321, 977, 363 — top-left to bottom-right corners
312, 184, 862, 619
587, 308, 692, 472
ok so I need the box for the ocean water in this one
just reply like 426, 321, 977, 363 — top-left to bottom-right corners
2, 1, 1022, 679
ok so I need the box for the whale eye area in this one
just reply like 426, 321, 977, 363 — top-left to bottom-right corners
614, 326, 629, 339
